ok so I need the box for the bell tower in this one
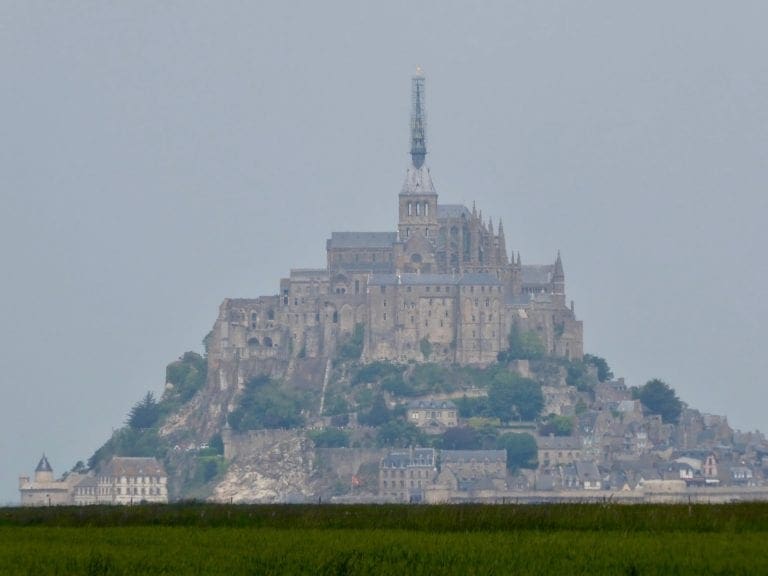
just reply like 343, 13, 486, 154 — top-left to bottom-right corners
398, 67, 438, 244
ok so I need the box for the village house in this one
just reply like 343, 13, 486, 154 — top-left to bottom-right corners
94, 457, 169, 504
537, 435, 583, 469
406, 400, 458, 431
379, 448, 436, 502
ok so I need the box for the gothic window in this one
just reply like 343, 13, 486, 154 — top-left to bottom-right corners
416, 203, 421, 216
263, 337, 273, 347
267, 309, 275, 320
332, 311, 338, 323
407, 202, 412, 216
424, 202, 429, 216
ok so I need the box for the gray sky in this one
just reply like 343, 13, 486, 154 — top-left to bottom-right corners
2, 1, 767, 503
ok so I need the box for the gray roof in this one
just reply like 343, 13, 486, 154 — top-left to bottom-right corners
327, 232, 397, 249
457, 273, 503, 286
408, 400, 457, 410
441, 450, 507, 464
401, 165, 436, 195
536, 435, 583, 450
369, 273, 456, 286
289, 268, 328, 279
521, 265, 554, 285
575, 461, 601, 482
102, 457, 166, 478
437, 204, 471, 219
368, 272, 502, 287
35, 454, 53, 473
381, 448, 435, 468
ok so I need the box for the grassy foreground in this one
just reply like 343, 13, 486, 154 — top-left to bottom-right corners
2, 503, 768, 575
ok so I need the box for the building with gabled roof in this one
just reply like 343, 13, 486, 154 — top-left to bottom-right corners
96, 456, 168, 504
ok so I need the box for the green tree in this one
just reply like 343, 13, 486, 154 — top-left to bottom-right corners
164, 351, 207, 404
496, 432, 538, 471
227, 376, 305, 431
584, 354, 613, 382
419, 337, 433, 360
376, 421, 426, 448
337, 323, 365, 360
539, 415, 574, 437
488, 372, 544, 423
636, 379, 682, 424
440, 427, 481, 450
499, 325, 545, 361
358, 394, 391, 427
311, 428, 350, 448
127, 392, 160, 429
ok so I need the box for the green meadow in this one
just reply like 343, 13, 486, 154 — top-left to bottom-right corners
1, 503, 767, 575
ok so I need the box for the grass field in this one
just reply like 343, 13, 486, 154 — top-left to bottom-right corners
1, 503, 767, 575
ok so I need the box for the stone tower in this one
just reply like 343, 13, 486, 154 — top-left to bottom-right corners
398, 68, 439, 254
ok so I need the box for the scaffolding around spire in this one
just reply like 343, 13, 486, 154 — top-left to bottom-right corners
410, 69, 427, 168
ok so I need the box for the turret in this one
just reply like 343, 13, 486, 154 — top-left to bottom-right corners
552, 250, 565, 305
34, 454, 54, 483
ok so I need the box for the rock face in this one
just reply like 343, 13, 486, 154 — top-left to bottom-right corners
211, 430, 315, 503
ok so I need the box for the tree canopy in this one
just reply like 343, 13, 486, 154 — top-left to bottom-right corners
127, 392, 161, 429
496, 432, 538, 471
636, 379, 683, 424
498, 325, 545, 361
488, 372, 544, 423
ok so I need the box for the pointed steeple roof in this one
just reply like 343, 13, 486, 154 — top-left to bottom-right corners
554, 250, 564, 280
35, 454, 52, 473
410, 67, 427, 168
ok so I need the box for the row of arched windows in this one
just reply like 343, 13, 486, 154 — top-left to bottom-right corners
406, 201, 430, 216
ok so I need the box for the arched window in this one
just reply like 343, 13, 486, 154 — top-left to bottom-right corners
263, 336, 273, 347
267, 309, 275, 320
416, 203, 421, 216
332, 311, 339, 323
407, 202, 412, 216
424, 202, 429, 216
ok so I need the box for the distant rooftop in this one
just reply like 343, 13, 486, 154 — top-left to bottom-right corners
327, 232, 397, 249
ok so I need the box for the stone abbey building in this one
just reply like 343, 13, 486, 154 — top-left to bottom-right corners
210, 71, 582, 371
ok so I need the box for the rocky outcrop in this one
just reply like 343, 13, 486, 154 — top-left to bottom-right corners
210, 430, 315, 503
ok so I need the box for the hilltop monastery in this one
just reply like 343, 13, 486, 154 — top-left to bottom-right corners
210, 71, 582, 371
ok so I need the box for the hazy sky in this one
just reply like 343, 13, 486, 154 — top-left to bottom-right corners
2, 1, 767, 503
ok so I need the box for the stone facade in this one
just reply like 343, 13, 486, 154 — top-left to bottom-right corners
205, 72, 582, 389
18, 455, 78, 506
379, 447, 437, 502
94, 457, 169, 504
407, 400, 458, 430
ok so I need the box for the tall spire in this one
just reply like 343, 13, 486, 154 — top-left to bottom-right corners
410, 67, 427, 168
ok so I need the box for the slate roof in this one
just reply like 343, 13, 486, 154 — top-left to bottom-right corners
368, 272, 502, 287
441, 450, 507, 464
35, 454, 53, 473
536, 435, 583, 450
408, 400, 457, 410
575, 461, 601, 483
102, 457, 166, 478
437, 204, 471, 219
327, 232, 397, 249
521, 265, 554, 285
381, 448, 435, 468
401, 165, 436, 195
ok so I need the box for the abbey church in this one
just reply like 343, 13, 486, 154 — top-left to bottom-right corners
210, 71, 582, 370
